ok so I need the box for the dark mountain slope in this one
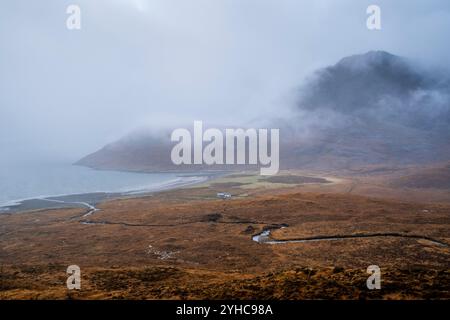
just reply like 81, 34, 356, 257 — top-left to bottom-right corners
77, 51, 450, 172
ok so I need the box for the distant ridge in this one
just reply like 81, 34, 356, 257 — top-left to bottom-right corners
77, 51, 450, 173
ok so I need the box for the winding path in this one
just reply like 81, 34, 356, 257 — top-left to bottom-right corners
50, 198, 448, 248
39, 198, 98, 218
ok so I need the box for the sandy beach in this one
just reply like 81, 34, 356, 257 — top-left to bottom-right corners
0, 172, 219, 214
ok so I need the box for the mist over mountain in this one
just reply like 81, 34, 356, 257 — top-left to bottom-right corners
296, 51, 450, 132
278, 51, 450, 170
77, 51, 450, 172
76, 128, 175, 172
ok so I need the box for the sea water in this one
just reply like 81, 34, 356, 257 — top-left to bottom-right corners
0, 161, 194, 208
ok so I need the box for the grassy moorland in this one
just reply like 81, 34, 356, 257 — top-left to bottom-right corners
0, 170, 449, 299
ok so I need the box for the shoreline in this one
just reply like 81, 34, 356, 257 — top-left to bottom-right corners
0, 172, 223, 214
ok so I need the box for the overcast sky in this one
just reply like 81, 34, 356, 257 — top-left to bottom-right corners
1, 0, 449, 163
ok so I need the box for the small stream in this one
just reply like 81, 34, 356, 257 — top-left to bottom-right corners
34, 197, 450, 249
252, 227, 449, 247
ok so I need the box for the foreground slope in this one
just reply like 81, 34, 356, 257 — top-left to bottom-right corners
1, 173, 449, 299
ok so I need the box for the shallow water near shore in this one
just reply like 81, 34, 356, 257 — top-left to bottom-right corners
0, 162, 209, 212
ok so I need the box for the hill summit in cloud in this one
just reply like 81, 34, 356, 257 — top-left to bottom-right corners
297, 50, 449, 127
77, 51, 450, 172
